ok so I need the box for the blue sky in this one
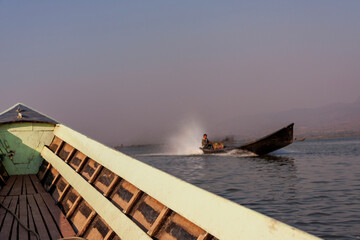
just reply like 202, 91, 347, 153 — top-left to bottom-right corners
1, 1, 360, 144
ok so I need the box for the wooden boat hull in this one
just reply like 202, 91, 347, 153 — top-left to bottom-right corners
0, 105, 319, 240
200, 146, 235, 154
201, 123, 294, 155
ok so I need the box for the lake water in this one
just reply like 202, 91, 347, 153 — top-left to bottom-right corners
119, 137, 360, 240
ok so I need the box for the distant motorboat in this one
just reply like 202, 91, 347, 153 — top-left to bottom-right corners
200, 123, 294, 155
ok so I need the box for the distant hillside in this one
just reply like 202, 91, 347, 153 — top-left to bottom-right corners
218, 97, 360, 140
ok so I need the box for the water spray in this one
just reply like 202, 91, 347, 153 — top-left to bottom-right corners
164, 120, 204, 155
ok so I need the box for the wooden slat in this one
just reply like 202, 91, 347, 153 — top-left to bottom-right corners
49, 136, 63, 153
29, 175, 46, 193
65, 148, 77, 163
0, 175, 16, 196
27, 205, 37, 240
55, 140, 64, 155
76, 157, 88, 173
27, 195, 49, 240
124, 189, 142, 214
10, 205, 19, 240
57, 183, 70, 202
39, 163, 51, 181
68, 151, 86, 171
104, 175, 120, 197
88, 165, 103, 184
49, 173, 61, 190
40, 193, 76, 237
19, 195, 29, 240
9, 175, 23, 196
197, 233, 210, 240
104, 230, 115, 240
0, 196, 11, 226
34, 194, 61, 239
0, 196, 18, 239
21, 175, 27, 195
147, 207, 170, 236
82, 215, 113, 240
93, 168, 117, 194
24, 175, 36, 195
78, 211, 97, 237
65, 195, 82, 219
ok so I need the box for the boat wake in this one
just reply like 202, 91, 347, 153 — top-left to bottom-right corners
220, 149, 258, 157
135, 152, 203, 157
135, 149, 257, 158
133, 146, 259, 158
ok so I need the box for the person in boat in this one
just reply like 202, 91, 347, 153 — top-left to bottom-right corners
202, 134, 213, 149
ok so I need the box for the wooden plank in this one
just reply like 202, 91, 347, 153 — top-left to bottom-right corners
21, 175, 27, 195
0, 196, 11, 227
57, 184, 70, 202
54, 140, 64, 155
34, 193, 61, 239
76, 157, 88, 173
124, 189, 142, 214
19, 195, 29, 240
29, 175, 45, 193
9, 175, 23, 196
104, 230, 115, 240
65, 148, 76, 163
0, 196, 18, 239
27, 195, 49, 240
88, 165, 103, 184
104, 175, 120, 197
65, 195, 82, 219
78, 211, 96, 237
10, 204, 19, 240
24, 175, 36, 195
40, 193, 76, 237
27, 205, 37, 240
49, 173, 60, 190
147, 207, 170, 236
39, 163, 51, 181
0, 175, 16, 196
197, 233, 210, 240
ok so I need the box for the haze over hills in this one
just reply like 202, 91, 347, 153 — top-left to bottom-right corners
217, 97, 360, 141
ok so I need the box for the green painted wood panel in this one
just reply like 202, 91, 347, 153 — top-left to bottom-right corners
0, 123, 54, 175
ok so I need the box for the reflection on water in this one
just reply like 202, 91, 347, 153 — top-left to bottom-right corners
119, 137, 360, 240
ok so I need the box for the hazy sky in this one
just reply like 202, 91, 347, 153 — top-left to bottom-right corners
1, 1, 360, 145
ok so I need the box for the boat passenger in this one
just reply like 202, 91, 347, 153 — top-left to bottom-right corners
202, 134, 213, 149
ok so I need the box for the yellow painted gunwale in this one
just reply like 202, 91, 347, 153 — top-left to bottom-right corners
51, 124, 322, 240
41, 147, 151, 240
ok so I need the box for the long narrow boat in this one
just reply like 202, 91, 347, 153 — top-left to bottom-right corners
0, 104, 320, 240
201, 123, 294, 155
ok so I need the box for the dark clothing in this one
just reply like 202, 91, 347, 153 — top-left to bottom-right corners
202, 138, 209, 147
202, 138, 213, 149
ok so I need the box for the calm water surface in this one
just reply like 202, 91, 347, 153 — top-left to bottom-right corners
120, 137, 360, 240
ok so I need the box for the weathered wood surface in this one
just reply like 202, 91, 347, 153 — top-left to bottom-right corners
0, 175, 76, 239
41, 126, 322, 240
0, 175, 16, 196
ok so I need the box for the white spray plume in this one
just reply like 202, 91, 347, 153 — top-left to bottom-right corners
165, 119, 204, 155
